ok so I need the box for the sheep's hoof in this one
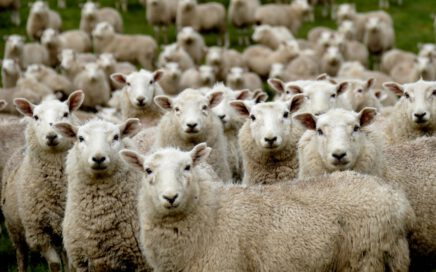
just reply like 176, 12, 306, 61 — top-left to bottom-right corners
49, 262, 61, 272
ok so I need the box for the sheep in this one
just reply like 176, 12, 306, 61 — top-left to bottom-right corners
1, 58, 21, 88
180, 65, 216, 89
53, 118, 151, 272
205, 46, 245, 81
338, 20, 357, 41
154, 89, 231, 181
307, 26, 335, 45
1, 91, 84, 272
4, 35, 50, 69
418, 43, 436, 59
176, 0, 227, 45
363, 17, 395, 56
229, 0, 260, 45
285, 50, 320, 80
111, 69, 164, 127
73, 62, 110, 110
381, 80, 436, 144
176, 27, 207, 65
92, 22, 157, 70
340, 38, 369, 67
321, 46, 343, 76
59, 49, 85, 82
97, 53, 137, 90
80, 1, 123, 34
157, 43, 195, 72
0, 0, 20, 25
243, 42, 299, 77
267, 77, 314, 101
226, 67, 263, 91
26, 1, 62, 41
268, 63, 289, 82
146, 0, 178, 43
159, 62, 182, 95
231, 95, 305, 184
390, 57, 436, 83
252, 24, 295, 50
381, 49, 416, 74
120, 145, 413, 272
338, 78, 382, 111
15, 76, 54, 102
24, 64, 72, 96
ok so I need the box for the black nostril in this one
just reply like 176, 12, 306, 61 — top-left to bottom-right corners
218, 115, 225, 120
264, 137, 277, 143
332, 152, 347, 160
137, 97, 145, 102
92, 156, 106, 164
49, 122, 53, 126
414, 112, 426, 118
46, 134, 57, 141
163, 194, 178, 205
187, 123, 197, 128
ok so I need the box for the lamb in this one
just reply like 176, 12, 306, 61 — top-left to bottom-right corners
24, 64, 72, 95
146, 0, 178, 43
205, 46, 245, 81
154, 89, 231, 181
92, 22, 157, 70
157, 43, 195, 72
176, 0, 227, 45
120, 144, 413, 272
226, 67, 263, 91
229, 0, 260, 45
4, 35, 49, 69
97, 53, 137, 90
1, 91, 84, 272
80, 1, 123, 34
0, 0, 20, 25
363, 17, 395, 56
26, 1, 62, 41
180, 65, 216, 89
231, 95, 305, 184
53, 118, 151, 271
159, 62, 182, 95
176, 27, 207, 65
338, 78, 382, 111
73, 62, 110, 109
1, 59, 21, 88
111, 69, 164, 127
252, 24, 295, 50
380, 80, 436, 144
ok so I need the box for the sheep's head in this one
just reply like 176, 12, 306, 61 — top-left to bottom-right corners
14, 90, 84, 152
227, 67, 245, 86
178, 27, 197, 46
30, 1, 49, 15
210, 83, 250, 131
55, 118, 141, 178
59, 49, 77, 70
97, 53, 116, 72
92, 22, 114, 40
251, 25, 270, 42
365, 17, 381, 34
336, 3, 356, 22
384, 80, 436, 128
120, 143, 210, 216
415, 57, 435, 81
206, 47, 223, 66
155, 89, 223, 139
323, 46, 343, 69
1, 59, 20, 75
295, 108, 377, 171
111, 69, 164, 109
83, 63, 105, 82
163, 62, 181, 81
5, 35, 24, 53
338, 20, 356, 40
418, 43, 436, 59
343, 78, 377, 111
41, 28, 59, 48
199, 65, 216, 86
293, 0, 314, 22
180, 0, 196, 11
81, 2, 98, 19
231, 96, 305, 150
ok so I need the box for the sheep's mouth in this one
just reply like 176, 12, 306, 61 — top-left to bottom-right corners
164, 203, 179, 209
185, 128, 199, 134
414, 118, 429, 124
91, 164, 108, 170
331, 160, 350, 167
46, 141, 59, 147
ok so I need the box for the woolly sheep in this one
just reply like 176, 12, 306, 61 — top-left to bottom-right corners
15, 75, 54, 102
26, 1, 62, 41
176, 0, 227, 45
363, 17, 395, 55
338, 78, 382, 111
284, 50, 320, 80
111, 69, 164, 127
338, 20, 357, 41
53, 118, 150, 271
321, 46, 343, 76
0, 0, 20, 25
59, 49, 85, 82
146, 0, 178, 43
390, 57, 436, 84
97, 53, 137, 90
229, 0, 260, 45
231, 96, 305, 184
381, 80, 436, 144
93, 22, 157, 70
267, 77, 314, 101
180, 65, 216, 89
157, 43, 195, 72
159, 62, 182, 95
381, 49, 416, 74
2, 91, 84, 272
4, 35, 49, 69
1, 59, 21, 88
120, 145, 413, 272
154, 89, 231, 181
25, 64, 72, 95
80, 1, 123, 34
205, 46, 245, 81
73, 62, 110, 110
226, 67, 263, 91
176, 27, 207, 65
252, 24, 294, 50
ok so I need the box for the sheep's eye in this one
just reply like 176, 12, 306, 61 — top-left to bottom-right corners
113, 134, 119, 141
432, 90, 436, 96
202, 105, 208, 110
285, 91, 290, 94
404, 92, 410, 99
63, 112, 69, 118
357, 89, 363, 93
250, 115, 256, 121
145, 168, 153, 175
317, 129, 324, 135
33, 115, 39, 120
330, 93, 336, 98
149, 80, 153, 85
283, 112, 289, 118
184, 165, 191, 171
353, 125, 360, 132
175, 107, 180, 112
78, 136, 84, 142
126, 82, 131, 86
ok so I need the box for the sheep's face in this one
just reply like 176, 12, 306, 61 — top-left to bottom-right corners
92, 22, 114, 40
365, 18, 381, 34
178, 27, 197, 46
323, 46, 343, 68
82, 2, 98, 19
295, 108, 377, 171
227, 67, 245, 86
415, 57, 435, 81
206, 47, 223, 66
338, 20, 356, 40
251, 25, 269, 42
164, 62, 181, 81
418, 44, 436, 59
83, 63, 105, 82
41, 28, 58, 47
155, 89, 223, 138
60, 49, 76, 69
111, 69, 163, 109
293, 0, 313, 22
199, 66, 216, 86
298, 81, 347, 116
337, 4, 356, 22
31, 1, 48, 15
15, 91, 84, 152
121, 144, 210, 216
96, 53, 116, 73
5, 35, 24, 53
344, 79, 377, 111
1, 59, 20, 75
384, 81, 436, 128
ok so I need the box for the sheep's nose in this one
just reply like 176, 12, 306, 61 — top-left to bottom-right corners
92, 155, 106, 164
163, 194, 178, 205
414, 112, 427, 119
46, 134, 57, 141
218, 114, 226, 120
187, 123, 197, 129
137, 97, 145, 105
332, 152, 347, 160
264, 136, 277, 144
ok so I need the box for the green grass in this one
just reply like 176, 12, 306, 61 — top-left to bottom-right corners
0, 0, 436, 271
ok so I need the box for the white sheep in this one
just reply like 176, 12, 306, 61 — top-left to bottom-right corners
111, 69, 164, 127
229, 0, 260, 45
176, 0, 227, 46
321, 46, 344, 76
26, 1, 62, 41
205, 46, 245, 81
230, 95, 305, 184
390, 57, 436, 83
59, 49, 85, 82
92, 22, 157, 70
4, 35, 50, 69
24, 64, 72, 96
120, 145, 413, 272
2, 91, 84, 272
159, 62, 182, 95
252, 24, 295, 49
154, 89, 231, 181
226, 67, 263, 91
284, 50, 320, 80
180, 65, 216, 89
0, 0, 20, 25
363, 17, 395, 56
73, 62, 110, 109
146, 0, 178, 43
381, 49, 416, 75
381, 80, 436, 144
157, 43, 195, 72
80, 1, 123, 34
338, 20, 357, 40
97, 53, 137, 90
338, 78, 382, 111
1, 59, 21, 88
176, 27, 207, 65
53, 118, 151, 271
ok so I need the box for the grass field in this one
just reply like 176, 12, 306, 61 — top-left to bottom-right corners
0, 0, 435, 271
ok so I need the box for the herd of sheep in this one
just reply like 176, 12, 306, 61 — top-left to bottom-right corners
0, 0, 435, 271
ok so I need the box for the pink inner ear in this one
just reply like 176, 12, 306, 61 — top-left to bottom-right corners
15, 99, 33, 116
111, 74, 126, 84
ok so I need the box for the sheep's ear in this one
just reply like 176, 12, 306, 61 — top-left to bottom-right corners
54, 122, 78, 138
294, 113, 317, 130
14, 98, 35, 117
119, 118, 142, 138
0, 100, 7, 111
190, 143, 211, 166
374, 90, 388, 101
336, 81, 348, 96
288, 94, 305, 113
358, 107, 377, 127
66, 90, 84, 112
119, 149, 145, 172
316, 73, 329, 81
366, 78, 375, 90
383, 82, 404, 96
230, 100, 250, 118
286, 84, 303, 94
110, 73, 126, 84
207, 91, 223, 108
154, 95, 173, 111
253, 90, 268, 103
268, 78, 285, 94
234, 89, 250, 100
153, 70, 164, 82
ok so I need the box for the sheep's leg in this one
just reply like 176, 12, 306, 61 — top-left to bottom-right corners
58, 0, 66, 8
244, 28, 251, 46
16, 242, 29, 272
42, 246, 62, 272
11, 9, 20, 26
